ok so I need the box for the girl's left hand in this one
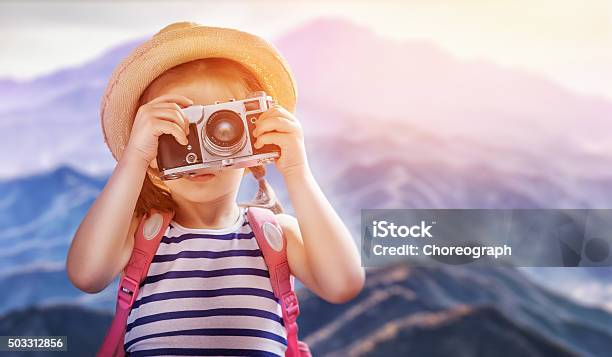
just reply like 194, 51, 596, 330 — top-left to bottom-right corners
252, 104, 308, 179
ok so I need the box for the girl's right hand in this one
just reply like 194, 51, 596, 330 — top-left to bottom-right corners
124, 94, 194, 166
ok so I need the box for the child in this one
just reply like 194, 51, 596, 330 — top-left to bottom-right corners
66, 22, 364, 356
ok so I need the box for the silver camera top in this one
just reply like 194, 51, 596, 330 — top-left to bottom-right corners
181, 91, 273, 124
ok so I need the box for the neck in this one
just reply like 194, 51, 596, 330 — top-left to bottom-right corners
172, 192, 240, 230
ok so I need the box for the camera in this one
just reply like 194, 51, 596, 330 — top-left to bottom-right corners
156, 91, 280, 180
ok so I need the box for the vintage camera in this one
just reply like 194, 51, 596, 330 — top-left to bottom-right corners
156, 91, 280, 180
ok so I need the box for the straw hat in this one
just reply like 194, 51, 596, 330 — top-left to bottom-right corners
100, 21, 297, 161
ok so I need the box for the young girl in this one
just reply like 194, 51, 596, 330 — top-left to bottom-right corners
66, 22, 364, 356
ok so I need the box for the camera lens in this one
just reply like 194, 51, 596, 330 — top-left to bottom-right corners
203, 110, 246, 156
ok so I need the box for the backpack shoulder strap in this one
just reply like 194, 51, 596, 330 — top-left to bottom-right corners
97, 209, 174, 357
247, 207, 301, 357
122, 209, 173, 304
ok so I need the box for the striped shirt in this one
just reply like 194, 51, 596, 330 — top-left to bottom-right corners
124, 207, 287, 357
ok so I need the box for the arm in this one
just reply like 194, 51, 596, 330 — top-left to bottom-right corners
66, 94, 193, 293
66, 149, 148, 293
280, 171, 365, 303
253, 106, 365, 303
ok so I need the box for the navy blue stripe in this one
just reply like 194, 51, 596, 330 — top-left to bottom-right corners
127, 348, 280, 357
132, 288, 277, 310
126, 307, 284, 333
125, 328, 287, 351
142, 268, 270, 285
162, 231, 254, 244
152, 249, 262, 263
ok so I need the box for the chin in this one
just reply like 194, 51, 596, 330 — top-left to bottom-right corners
173, 187, 223, 203
170, 181, 232, 204
163, 168, 244, 203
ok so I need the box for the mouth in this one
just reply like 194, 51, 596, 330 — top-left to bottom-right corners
185, 171, 217, 182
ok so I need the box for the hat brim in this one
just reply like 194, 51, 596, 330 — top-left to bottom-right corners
100, 23, 297, 161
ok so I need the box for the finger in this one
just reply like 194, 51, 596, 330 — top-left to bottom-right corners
258, 106, 283, 121
253, 116, 299, 137
259, 107, 285, 119
150, 108, 189, 134
152, 120, 188, 145
258, 105, 296, 122
272, 104, 295, 119
148, 94, 194, 108
152, 102, 185, 114
254, 132, 291, 149
151, 103, 190, 134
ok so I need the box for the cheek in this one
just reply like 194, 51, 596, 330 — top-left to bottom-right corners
222, 168, 246, 181
162, 179, 190, 195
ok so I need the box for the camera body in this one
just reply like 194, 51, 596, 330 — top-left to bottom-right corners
156, 91, 279, 180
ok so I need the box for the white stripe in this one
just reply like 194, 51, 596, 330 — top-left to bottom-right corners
147, 254, 267, 276
126, 315, 286, 344
167, 207, 247, 236
127, 335, 286, 356
166, 222, 253, 238
136, 275, 275, 300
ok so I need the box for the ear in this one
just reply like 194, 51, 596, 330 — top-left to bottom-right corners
149, 158, 158, 170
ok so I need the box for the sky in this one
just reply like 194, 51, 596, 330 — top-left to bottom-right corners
0, 0, 611, 99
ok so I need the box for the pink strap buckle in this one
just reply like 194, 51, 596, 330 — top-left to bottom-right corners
117, 275, 139, 308
282, 291, 300, 322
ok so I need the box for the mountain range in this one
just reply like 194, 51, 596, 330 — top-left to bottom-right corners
2, 263, 611, 356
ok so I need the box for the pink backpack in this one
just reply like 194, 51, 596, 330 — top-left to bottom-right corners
97, 206, 311, 357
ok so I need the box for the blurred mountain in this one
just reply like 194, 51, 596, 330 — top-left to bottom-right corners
278, 18, 612, 154
303, 113, 612, 312
0, 39, 143, 177
520, 267, 612, 313
0, 166, 103, 274
299, 264, 612, 357
2, 263, 611, 357
0, 40, 141, 115
0, 166, 108, 313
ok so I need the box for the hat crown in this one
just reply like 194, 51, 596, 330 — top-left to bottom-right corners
155, 21, 198, 36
